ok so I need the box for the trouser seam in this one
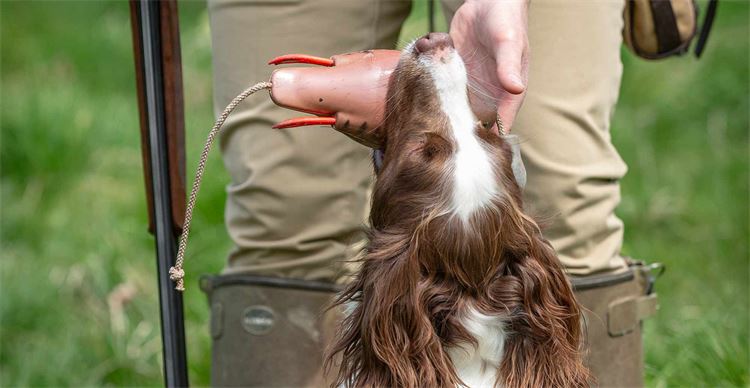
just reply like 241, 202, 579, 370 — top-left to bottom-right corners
371, 0, 381, 49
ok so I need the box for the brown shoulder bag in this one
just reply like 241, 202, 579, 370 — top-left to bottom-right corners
623, 0, 718, 59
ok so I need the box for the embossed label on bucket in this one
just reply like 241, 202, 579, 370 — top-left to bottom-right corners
242, 305, 275, 335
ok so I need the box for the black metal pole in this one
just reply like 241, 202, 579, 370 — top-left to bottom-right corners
427, 0, 435, 32
133, 0, 189, 386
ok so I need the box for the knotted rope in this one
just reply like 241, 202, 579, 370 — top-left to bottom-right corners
170, 81, 272, 291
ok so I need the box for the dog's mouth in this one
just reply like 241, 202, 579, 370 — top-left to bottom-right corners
406, 33, 505, 136
410, 32, 456, 63
405, 33, 466, 81
405, 33, 471, 113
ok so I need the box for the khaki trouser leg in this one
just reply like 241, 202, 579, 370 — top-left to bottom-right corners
208, 0, 411, 282
206, 2, 411, 386
441, 0, 629, 276
441, 2, 645, 386
513, 4, 651, 381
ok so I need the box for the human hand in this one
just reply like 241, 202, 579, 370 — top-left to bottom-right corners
449, 0, 529, 132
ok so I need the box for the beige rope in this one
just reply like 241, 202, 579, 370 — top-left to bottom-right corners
496, 113, 506, 136
170, 81, 272, 291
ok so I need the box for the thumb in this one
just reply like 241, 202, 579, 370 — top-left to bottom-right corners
495, 39, 526, 95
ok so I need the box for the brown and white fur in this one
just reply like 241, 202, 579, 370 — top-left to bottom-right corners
326, 33, 590, 388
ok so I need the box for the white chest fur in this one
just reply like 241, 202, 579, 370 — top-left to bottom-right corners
447, 306, 507, 388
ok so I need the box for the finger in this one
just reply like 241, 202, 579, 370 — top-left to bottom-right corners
495, 39, 526, 95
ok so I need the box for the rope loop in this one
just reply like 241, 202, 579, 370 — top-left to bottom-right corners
496, 113, 506, 136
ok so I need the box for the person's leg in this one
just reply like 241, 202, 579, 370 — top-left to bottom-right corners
209, 0, 411, 283
206, 1, 411, 385
441, 0, 628, 275
440, 1, 648, 386
515, 0, 629, 276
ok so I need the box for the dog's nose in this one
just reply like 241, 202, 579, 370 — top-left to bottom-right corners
415, 32, 454, 54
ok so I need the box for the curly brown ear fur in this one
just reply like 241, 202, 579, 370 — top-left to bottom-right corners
325, 232, 462, 388
495, 216, 592, 388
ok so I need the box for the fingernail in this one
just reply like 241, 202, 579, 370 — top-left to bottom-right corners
510, 74, 524, 88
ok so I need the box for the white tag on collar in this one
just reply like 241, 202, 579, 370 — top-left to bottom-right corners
503, 134, 527, 189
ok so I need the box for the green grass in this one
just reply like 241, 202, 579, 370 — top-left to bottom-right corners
1, 1, 747, 386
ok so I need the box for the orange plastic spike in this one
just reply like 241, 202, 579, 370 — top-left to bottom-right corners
272, 116, 337, 129
268, 54, 335, 67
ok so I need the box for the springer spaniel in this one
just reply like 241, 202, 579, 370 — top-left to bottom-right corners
326, 33, 590, 388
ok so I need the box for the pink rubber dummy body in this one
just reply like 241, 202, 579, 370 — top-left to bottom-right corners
269, 50, 400, 148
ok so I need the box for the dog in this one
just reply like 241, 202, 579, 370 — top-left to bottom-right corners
325, 33, 590, 388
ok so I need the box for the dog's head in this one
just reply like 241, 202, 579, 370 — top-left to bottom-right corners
327, 33, 590, 388
341, 33, 527, 286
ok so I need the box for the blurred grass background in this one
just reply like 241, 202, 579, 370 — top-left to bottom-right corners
1, 0, 747, 386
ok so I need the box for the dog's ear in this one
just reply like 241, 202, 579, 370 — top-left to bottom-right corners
496, 230, 592, 388
326, 238, 459, 388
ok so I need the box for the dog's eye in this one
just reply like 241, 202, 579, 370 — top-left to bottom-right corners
419, 133, 451, 161
423, 143, 439, 159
